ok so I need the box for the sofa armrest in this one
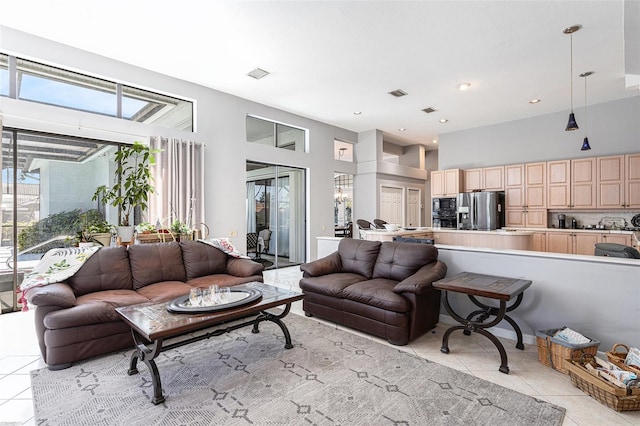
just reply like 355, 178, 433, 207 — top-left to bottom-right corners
226, 257, 265, 277
300, 252, 342, 277
393, 261, 448, 295
25, 282, 76, 308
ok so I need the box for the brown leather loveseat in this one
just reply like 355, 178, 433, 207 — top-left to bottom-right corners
299, 239, 447, 345
25, 240, 264, 370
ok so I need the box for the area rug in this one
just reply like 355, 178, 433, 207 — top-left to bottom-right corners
31, 313, 565, 425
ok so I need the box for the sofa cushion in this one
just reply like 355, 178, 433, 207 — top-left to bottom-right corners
338, 239, 381, 279
341, 278, 410, 313
373, 242, 439, 281
135, 281, 194, 303
67, 246, 133, 296
299, 273, 366, 297
44, 289, 148, 328
128, 242, 187, 290
179, 240, 228, 280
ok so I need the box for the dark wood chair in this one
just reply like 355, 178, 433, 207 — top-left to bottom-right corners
373, 219, 387, 228
356, 219, 375, 230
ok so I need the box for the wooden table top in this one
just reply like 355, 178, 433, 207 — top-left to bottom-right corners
116, 282, 303, 341
432, 272, 532, 301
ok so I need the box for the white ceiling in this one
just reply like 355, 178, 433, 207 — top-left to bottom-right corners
1, 1, 638, 150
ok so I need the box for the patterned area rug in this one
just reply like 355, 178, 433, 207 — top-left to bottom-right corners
31, 313, 565, 425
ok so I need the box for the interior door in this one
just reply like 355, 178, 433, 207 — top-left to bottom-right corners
380, 186, 403, 225
406, 188, 421, 227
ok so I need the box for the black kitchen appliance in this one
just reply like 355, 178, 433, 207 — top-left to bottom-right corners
432, 197, 457, 228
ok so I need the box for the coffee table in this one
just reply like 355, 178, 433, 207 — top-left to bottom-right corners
115, 281, 304, 404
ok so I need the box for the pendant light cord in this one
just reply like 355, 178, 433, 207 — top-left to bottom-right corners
570, 33, 574, 112
583, 74, 587, 134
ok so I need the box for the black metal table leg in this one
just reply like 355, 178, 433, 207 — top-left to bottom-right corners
252, 303, 295, 349
127, 330, 165, 405
440, 291, 511, 374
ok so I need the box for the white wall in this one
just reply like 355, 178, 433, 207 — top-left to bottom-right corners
438, 96, 640, 169
0, 26, 356, 261
437, 246, 640, 351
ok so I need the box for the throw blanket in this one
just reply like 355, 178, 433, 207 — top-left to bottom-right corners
18, 246, 101, 311
197, 238, 250, 259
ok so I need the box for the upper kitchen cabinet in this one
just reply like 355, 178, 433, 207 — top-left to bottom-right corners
597, 154, 639, 209
463, 166, 504, 192
626, 153, 640, 208
505, 162, 547, 227
547, 158, 596, 209
431, 169, 462, 197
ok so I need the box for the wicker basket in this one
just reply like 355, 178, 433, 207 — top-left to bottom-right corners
606, 344, 640, 375
535, 328, 600, 374
565, 355, 640, 412
137, 231, 174, 244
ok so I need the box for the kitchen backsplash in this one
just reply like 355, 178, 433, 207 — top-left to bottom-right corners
547, 210, 640, 229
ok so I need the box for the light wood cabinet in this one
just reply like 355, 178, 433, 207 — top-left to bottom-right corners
545, 231, 633, 255
597, 155, 625, 209
547, 158, 596, 209
532, 231, 546, 252
505, 162, 547, 227
464, 166, 504, 192
572, 157, 597, 208
625, 153, 640, 208
547, 160, 570, 209
431, 169, 462, 197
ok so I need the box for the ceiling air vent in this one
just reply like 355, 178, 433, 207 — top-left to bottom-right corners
247, 68, 270, 79
422, 107, 437, 114
388, 89, 408, 97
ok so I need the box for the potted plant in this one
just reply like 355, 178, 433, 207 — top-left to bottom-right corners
92, 142, 158, 242
86, 221, 115, 247
170, 219, 192, 242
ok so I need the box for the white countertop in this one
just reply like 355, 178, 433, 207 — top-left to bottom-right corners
362, 228, 535, 236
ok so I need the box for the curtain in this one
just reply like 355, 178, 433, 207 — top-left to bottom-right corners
246, 181, 256, 233
149, 137, 205, 231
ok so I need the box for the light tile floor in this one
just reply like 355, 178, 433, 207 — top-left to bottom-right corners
0, 266, 637, 425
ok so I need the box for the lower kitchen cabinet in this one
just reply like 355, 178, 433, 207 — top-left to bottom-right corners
545, 231, 633, 255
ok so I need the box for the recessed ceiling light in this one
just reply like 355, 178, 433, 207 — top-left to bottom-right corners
247, 68, 270, 79
457, 83, 471, 91
439, 118, 449, 123
432, 139, 438, 144
388, 89, 408, 97
353, 111, 362, 115
398, 128, 406, 132
529, 98, 541, 104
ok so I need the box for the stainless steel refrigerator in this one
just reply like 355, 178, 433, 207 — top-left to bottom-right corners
456, 191, 505, 230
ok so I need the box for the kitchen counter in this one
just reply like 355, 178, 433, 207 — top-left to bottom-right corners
362, 228, 534, 250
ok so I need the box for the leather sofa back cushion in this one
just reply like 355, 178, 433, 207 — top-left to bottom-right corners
128, 242, 187, 290
180, 240, 228, 280
338, 239, 381, 279
67, 246, 133, 296
373, 242, 438, 281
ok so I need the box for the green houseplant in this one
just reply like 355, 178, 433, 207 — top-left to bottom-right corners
92, 141, 158, 242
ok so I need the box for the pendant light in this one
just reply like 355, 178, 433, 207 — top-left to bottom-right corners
579, 71, 593, 151
563, 25, 582, 131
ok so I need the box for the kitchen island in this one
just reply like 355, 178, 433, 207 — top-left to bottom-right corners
361, 228, 535, 251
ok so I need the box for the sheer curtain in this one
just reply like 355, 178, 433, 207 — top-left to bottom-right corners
149, 137, 205, 230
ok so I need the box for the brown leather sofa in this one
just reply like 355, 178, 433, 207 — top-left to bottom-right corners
25, 240, 264, 370
299, 239, 447, 345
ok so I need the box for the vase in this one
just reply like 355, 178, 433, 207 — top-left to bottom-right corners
92, 233, 113, 247
117, 226, 135, 243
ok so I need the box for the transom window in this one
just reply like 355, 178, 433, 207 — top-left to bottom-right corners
246, 116, 307, 152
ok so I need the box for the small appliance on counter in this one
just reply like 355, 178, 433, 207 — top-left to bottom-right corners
456, 191, 504, 231
558, 213, 566, 229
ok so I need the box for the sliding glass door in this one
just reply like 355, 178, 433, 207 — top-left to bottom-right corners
0, 129, 117, 312
246, 162, 306, 269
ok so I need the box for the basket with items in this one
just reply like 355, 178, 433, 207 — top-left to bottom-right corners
535, 327, 600, 374
606, 344, 640, 376
565, 353, 640, 412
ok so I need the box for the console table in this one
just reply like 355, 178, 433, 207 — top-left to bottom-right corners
433, 271, 532, 374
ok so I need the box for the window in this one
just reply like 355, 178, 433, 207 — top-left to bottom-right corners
246, 116, 306, 152
334, 140, 353, 161
1, 54, 194, 131
0, 54, 8, 97
334, 173, 353, 226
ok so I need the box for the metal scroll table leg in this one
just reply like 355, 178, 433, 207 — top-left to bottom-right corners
440, 291, 511, 374
251, 303, 294, 349
127, 330, 166, 405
